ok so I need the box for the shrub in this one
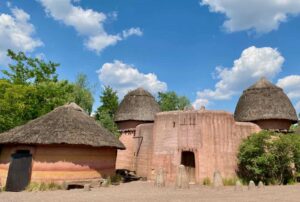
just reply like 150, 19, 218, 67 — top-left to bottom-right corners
237, 131, 300, 185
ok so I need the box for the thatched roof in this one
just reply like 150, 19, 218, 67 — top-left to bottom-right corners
115, 88, 161, 122
0, 103, 125, 149
234, 77, 298, 123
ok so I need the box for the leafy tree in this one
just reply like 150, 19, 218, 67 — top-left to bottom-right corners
0, 51, 95, 132
73, 74, 94, 114
157, 91, 191, 111
1, 49, 58, 84
95, 86, 119, 137
96, 86, 119, 119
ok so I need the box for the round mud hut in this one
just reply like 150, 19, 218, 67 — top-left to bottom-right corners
115, 88, 160, 171
115, 88, 161, 130
234, 77, 298, 130
0, 103, 124, 192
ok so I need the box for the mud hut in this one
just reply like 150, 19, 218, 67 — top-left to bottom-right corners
0, 103, 124, 192
115, 88, 160, 171
234, 77, 298, 130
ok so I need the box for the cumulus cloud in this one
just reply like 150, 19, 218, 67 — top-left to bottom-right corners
201, 0, 300, 33
122, 27, 143, 39
193, 46, 284, 108
277, 75, 300, 99
277, 75, 300, 112
0, 7, 43, 65
39, 0, 142, 53
97, 60, 167, 98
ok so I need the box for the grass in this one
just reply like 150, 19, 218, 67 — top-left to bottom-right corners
26, 182, 62, 192
202, 177, 211, 186
222, 177, 239, 186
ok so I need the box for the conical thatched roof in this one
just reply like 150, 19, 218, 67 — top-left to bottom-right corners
234, 77, 298, 123
0, 103, 125, 149
115, 88, 161, 122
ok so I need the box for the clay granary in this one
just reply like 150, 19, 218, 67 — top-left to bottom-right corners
116, 78, 298, 184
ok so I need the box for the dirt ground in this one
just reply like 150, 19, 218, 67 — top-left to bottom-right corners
0, 181, 299, 202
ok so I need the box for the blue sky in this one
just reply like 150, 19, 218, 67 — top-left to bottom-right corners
0, 0, 300, 114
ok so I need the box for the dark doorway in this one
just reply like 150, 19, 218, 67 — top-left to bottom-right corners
6, 150, 32, 192
181, 151, 196, 183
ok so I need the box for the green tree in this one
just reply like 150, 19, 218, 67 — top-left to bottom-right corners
95, 86, 119, 137
73, 74, 94, 114
1, 49, 58, 84
157, 91, 191, 111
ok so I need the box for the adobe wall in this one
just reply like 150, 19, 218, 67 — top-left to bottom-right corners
150, 110, 261, 183
0, 145, 117, 185
253, 119, 293, 130
116, 130, 136, 171
116, 120, 152, 130
135, 123, 154, 178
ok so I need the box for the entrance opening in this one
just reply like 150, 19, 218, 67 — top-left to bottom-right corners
181, 151, 196, 184
6, 150, 33, 192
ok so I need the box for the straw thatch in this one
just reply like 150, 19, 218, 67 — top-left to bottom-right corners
234, 77, 298, 123
115, 88, 161, 122
0, 103, 125, 149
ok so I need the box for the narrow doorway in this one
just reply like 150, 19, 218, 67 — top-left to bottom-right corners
6, 150, 33, 192
181, 151, 196, 183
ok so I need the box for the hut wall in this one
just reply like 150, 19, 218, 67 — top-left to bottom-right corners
150, 111, 260, 184
116, 120, 151, 130
0, 145, 117, 185
116, 130, 136, 171
135, 123, 154, 178
253, 119, 293, 130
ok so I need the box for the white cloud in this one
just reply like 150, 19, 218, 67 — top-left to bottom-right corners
277, 75, 300, 99
277, 75, 300, 112
201, 0, 300, 33
97, 60, 167, 98
193, 46, 284, 108
0, 7, 43, 65
39, 0, 142, 53
122, 27, 143, 39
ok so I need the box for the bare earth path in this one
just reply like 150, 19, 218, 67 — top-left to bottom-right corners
1, 181, 299, 202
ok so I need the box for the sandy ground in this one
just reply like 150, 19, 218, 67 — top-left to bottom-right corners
0, 181, 300, 202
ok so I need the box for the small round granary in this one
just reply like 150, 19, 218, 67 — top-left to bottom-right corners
0, 103, 124, 192
234, 77, 298, 130
115, 88, 161, 130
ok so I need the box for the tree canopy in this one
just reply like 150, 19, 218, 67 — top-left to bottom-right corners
95, 86, 120, 137
0, 50, 94, 133
157, 91, 191, 111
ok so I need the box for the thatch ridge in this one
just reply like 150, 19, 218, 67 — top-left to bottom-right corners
0, 103, 125, 149
115, 88, 161, 122
234, 77, 298, 123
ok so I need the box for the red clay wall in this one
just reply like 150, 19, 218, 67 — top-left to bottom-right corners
150, 110, 261, 183
254, 119, 293, 130
116, 130, 136, 171
0, 145, 117, 185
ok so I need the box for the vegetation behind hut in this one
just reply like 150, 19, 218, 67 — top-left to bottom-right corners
95, 86, 120, 137
157, 91, 191, 111
0, 50, 94, 133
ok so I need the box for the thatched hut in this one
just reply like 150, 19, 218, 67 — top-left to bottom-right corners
115, 88, 161, 130
115, 88, 160, 171
0, 103, 124, 192
234, 77, 298, 130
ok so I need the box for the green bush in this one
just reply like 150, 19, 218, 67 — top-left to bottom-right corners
237, 131, 300, 185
